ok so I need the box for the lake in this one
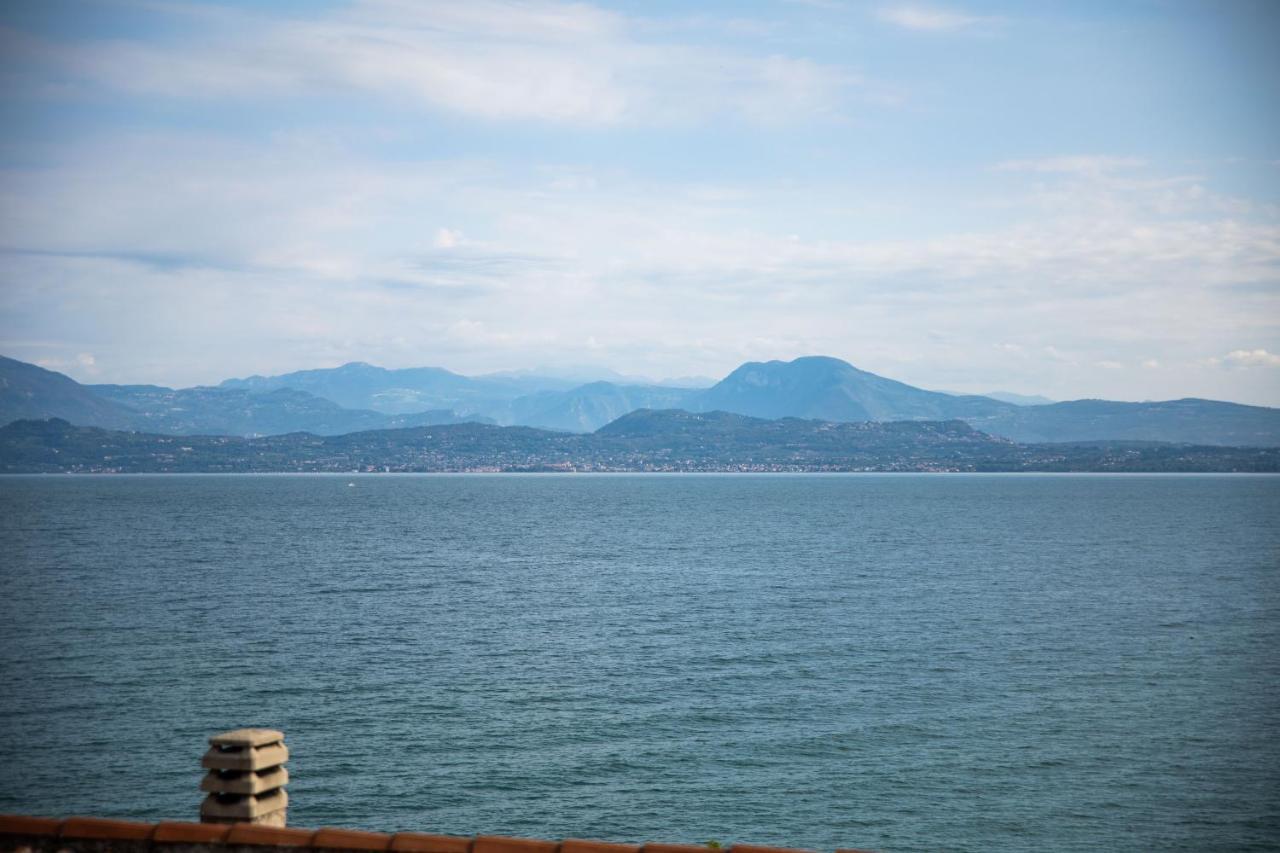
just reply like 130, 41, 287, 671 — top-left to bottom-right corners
1, 474, 1277, 852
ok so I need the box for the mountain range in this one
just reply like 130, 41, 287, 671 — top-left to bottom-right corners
3, 353, 1278, 447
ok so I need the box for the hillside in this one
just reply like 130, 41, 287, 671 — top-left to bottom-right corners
687, 357, 1280, 446
690, 356, 1016, 422
219, 361, 696, 428
0, 356, 139, 429
594, 408, 1021, 467
219, 361, 576, 415
966, 397, 1280, 446
5, 412, 1275, 474
89, 384, 487, 436
507, 382, 700, 432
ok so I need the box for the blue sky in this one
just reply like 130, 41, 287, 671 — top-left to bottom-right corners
1, 0, 1278, 404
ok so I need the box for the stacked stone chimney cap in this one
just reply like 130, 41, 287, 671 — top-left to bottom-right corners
200, 789, 289, 821
208, 729, 285, 748
202, 730, 289, 772
201, 729, 289, 827
200, 766, 289, 795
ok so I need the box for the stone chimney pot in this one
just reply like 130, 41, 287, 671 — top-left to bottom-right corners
200, 729, 289, 827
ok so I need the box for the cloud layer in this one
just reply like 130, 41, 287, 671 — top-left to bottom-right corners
1, 0, 1277, 405
22, 0, 863, 126
876, 5, 993, 32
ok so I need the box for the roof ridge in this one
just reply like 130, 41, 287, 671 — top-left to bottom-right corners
0, 815, 875, 853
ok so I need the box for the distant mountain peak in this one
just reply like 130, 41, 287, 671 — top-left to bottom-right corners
789, 354, 858, 368
728, 354, 856, 374
696, 355, 1011, 423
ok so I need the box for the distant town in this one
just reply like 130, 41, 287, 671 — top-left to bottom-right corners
4, 412, 1276, 474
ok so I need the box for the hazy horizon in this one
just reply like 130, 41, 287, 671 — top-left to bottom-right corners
2, 1, 1278, 405
12, 349, 1280, 408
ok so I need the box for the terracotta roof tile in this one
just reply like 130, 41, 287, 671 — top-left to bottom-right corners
0, 815, 60, 837
313, 828, 393, 851
153, 822, 235, 844
561, 839, 642, 853
389, 832, 474, 853
60, 817, 155, 841
473, 835, 561, 853
0, 814, 862, 853
642, 844, 710, 853
225, 824, 318, 847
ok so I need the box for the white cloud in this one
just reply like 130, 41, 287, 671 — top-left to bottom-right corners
7, 136, 1279, 303
18, 0, 865, 126
994, 156, 1146, 177
875, 4, 991, 32
434, 228, 463, 249
34, 352, 100, 376
1223, 348, 1280, 368
1042, 346, 1075, 364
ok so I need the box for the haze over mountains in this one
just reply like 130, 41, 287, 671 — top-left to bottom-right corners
959, 391, 1055, 407
3, 353, 1278, 447
217, 362, 704, 431
88, 384, 486, 436
0, 356, 486, 438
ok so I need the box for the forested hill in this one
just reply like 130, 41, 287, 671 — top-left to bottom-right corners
3, 411, 1275, 474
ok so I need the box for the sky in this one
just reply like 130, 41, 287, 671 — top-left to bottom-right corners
1, 0, 1278, 405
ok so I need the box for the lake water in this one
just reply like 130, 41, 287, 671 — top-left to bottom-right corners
1, 474, 1277, 852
